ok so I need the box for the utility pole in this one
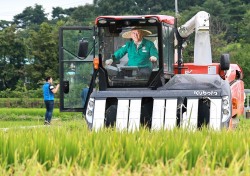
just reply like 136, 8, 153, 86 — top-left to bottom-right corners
175, 0, 179, 17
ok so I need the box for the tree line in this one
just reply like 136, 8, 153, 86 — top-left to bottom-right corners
0, 0, 249, 91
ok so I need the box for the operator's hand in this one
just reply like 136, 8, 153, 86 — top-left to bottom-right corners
105, 59, 113, 66
149, 56, 157, 62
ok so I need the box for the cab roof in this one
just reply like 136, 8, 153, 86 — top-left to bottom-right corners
95, 15, 175, 25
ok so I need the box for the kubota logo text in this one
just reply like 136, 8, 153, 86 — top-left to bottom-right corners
193, 90, 218, 96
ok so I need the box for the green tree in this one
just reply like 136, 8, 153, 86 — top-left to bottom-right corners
51, 7, 67, 20
0, 20, 12, 30
13, 4, 48, 28
25, 22, 61, 89
238, 10, 250, 43
0, 26, 27, 90
71, 5, 96, 25
221, 43, 250, 88
223, 0, 248, 42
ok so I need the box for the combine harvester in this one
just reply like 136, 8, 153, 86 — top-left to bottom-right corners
59, 11, 245, 131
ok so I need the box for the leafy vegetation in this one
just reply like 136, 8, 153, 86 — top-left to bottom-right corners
0, 0, 249, 91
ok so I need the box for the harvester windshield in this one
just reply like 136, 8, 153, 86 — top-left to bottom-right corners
98, 25, 159, 87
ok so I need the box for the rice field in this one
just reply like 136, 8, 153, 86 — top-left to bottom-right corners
0, 108, 250, 175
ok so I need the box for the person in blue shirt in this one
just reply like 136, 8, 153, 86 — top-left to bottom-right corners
42, 76, 60, 125
81, 87, 89, 107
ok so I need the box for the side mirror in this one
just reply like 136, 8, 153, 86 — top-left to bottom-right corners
63, 81, 69, 94
78, 39, 88, 58
220, 53, 230, 70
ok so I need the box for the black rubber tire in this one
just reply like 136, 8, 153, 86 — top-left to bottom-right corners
105, 105, 117, 127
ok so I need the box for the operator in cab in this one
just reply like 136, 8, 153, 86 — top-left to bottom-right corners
105, 27, 158, 76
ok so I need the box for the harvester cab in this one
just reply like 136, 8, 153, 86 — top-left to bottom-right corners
59, 11, 245, 131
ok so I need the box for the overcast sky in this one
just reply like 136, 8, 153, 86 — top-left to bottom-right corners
0, 0, 93, 21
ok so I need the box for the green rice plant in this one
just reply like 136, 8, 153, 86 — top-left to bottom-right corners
0, 157, 248, 176
0, 118, 250, 175
0, 121, 42, 128
0, 108, 82, 121
0, 108, 58, 117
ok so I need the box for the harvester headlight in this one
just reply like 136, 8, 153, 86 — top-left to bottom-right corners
222, 96, 229, 107
85, 108, 93, 124
221, 96, 231, 123
85, 98, 94, 124
222, 98, 229, 106
98, 19, 107, 24
222, 109, 229, 115
148, 18, 157, 23
88, 98, 95, 108
139, 20, 146, 24
87, 109, 93, 117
